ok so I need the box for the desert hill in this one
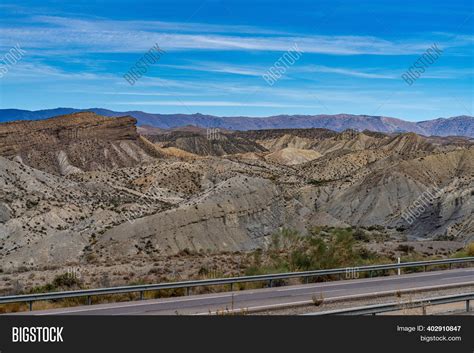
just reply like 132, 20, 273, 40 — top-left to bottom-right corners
0, 112, 472, 270
0, 112, 162, 175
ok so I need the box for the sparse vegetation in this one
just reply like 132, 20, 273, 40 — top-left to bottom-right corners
452, 242, 474, 258
29, 272, 83, 294
312, 293, 324, 306
307, 179, 332, 186
244, 227, 390, 281
396, 244, 415, 253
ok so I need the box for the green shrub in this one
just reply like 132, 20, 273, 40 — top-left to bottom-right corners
52, 273, 82, 289
307, 179, 331, 186
245, 227, 389, 279
467, 243, 474, 256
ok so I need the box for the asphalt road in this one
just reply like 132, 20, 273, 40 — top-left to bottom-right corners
12, 268, 474, 315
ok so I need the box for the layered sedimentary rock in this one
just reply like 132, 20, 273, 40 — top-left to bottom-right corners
0, 113, 472, 270
96, 176, 285, 257
0, 112, 160, 175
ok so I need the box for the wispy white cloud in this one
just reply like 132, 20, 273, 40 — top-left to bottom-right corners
100, 91, 210, 97
113, 100, 325, 108
159, 62, 474, 81
32, 15, 289, 36
297, 65, 396, 79
0, 61, 111, 81
160, 62, 264, 76
1, 15, 471, 56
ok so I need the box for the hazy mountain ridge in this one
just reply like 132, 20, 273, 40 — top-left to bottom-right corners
0, 108, 472, 137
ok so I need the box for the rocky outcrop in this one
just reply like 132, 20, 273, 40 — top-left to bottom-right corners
0, 202, 11, 223
148, 131, 266, 156
0, 112, 138, 156
0, 112, 159, 174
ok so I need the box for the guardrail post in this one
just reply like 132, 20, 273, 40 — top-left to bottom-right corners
186, 287, 191, 296
230, 283, 233, 291
269, 279, 273, 288
466, 300, 470, 312
304, 277, 309, 284
28, 301, 33, 311
140, 291, 144, 300
87, 296, 92, 305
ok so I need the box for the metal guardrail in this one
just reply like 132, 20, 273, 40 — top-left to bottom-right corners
1, 256, 473, 311
304, 292, 474, 315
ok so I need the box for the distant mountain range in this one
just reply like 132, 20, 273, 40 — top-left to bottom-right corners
0, 108, 472, 137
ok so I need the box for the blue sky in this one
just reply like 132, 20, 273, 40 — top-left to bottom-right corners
0, 0, 472, 121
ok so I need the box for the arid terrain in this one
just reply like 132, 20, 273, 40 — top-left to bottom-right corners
2, 108, 473, 138
0, 112, 473, 294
